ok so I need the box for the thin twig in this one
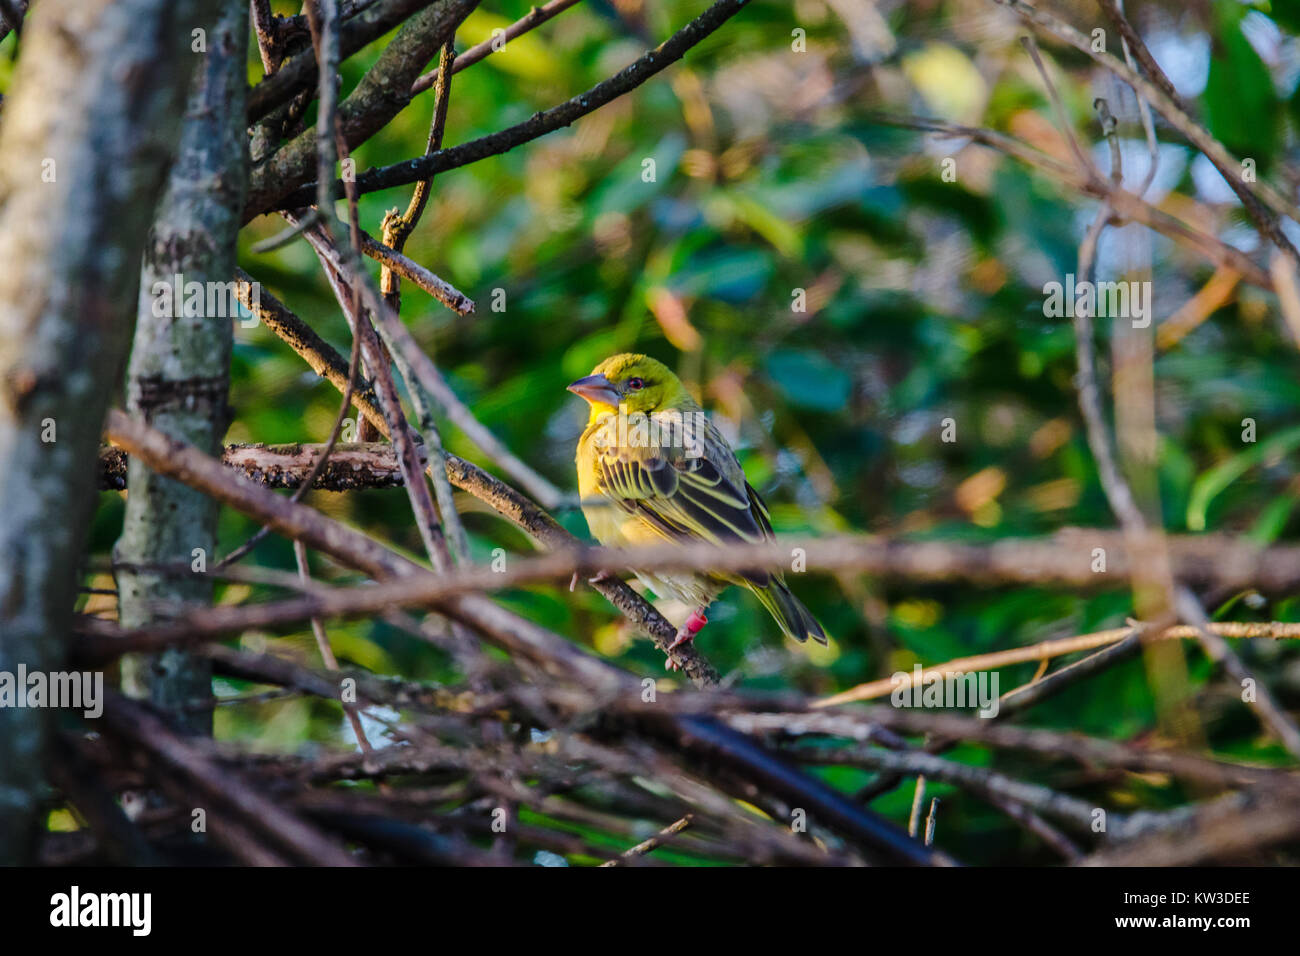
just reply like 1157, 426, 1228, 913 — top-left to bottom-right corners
908, 776, 927, 838
271, 0, 757, 209
247, 0, 442, 123
924, 798, 939, 846
304, 221, 454, 574
76, 547, 1300, 665
1000, 0, 1300, 259
1175, 588, 1300, 760
731, 710, 1300, 791
250, 0, 281, 75
296, 230, 563, 508
1093, 0, 1299, 263
100, 692, 359, 866
865, 112, 1271, 289
410, 0, 585, 96
294, 538, 374, 753
1019, 35, 1093, 177
599, 814, 694, 866
376, 36, 471, 565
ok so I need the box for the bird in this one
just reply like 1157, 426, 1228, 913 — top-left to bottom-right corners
568, 353, 826, 669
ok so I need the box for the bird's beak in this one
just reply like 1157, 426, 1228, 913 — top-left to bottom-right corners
566, 373, 621, 408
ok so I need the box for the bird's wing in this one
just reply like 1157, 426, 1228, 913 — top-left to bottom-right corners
592, 417, 776, 585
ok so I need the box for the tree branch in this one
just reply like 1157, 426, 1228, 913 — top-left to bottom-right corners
269, 0, 755, 210
0, 0, 225, 865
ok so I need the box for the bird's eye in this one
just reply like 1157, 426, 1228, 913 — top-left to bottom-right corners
626, 377, 645, 391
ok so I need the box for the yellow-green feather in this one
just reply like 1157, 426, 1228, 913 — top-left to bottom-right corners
574, 354, 827, 645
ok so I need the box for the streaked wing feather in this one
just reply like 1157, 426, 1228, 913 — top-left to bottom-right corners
593, 423, 776, 586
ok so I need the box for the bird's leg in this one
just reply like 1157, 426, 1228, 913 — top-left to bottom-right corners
670, 609, 708, 649
665, 607, 709, 671
569, 568, 614, 592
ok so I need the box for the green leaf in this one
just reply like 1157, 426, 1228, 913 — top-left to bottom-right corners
764, 350, 851, 411
1186, 424, 1300, 530
1203, 4, 1279, 163
670, 247, 774, 302
1248, 494, 1297, 544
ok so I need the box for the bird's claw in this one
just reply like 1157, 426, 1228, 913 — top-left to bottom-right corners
571, 569, 614, 592
665, 631, 692, 671
663, 609, 708, 672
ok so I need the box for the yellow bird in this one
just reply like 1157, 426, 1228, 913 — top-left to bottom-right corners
568, 354, 826, 669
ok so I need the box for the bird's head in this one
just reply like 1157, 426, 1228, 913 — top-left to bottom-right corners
567, 353, 689, 416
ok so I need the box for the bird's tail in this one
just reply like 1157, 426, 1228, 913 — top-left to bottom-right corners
749, 577, 827, 645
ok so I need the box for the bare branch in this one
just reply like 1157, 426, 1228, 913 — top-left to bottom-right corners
599, 814, 693, 866
997, 0, 1300, 257
271, 0, 756, 209
247, 0, 440, 122
410, 0, 585, 96
0, 0, 227, 864
246, 0, 478, 217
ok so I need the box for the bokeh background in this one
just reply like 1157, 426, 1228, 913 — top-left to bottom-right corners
60, 0, 1300, 863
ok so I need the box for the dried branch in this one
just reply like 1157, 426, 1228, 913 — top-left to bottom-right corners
815, 620, 1300, 708
294, 538, 374, 753
306, 0, 342, 227
272, 0, 756, 209
115, 0, 250, 735
246, 0, 478, 217
365, 280, 564, 508
730, 710, 1300, 792
1078, 790, 1300, 865
306, 223, 455, 574
806, 739, 1110, 831
1093, 0, 1300, 264
94, 446, 1300, 593
104, 408, 656, 691
866, 113, 1272, 290
410, 0, 585, 96
599, 814, 693, 866
73, 533, 1300, 665
100, 692, 358, 866
382, 38, 454, 270
996, 0, 1300, 252
1175, 588, 1300, 760
357, 219, 474, 314
250, 0, 282, 75
0, 0, 226, 865
101, 413, 951, 863
247, 0, 440, 123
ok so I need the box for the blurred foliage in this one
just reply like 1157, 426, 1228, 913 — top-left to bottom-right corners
60, 0, 1300, 863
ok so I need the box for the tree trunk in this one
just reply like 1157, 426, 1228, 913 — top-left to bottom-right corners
0, 0, 221, 864
115, 1, 250, 736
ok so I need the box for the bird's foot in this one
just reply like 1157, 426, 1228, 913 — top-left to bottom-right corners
665, 609, 709, 671
570, 569, 614, 592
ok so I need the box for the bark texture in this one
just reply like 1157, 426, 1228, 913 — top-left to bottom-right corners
245, 0, 477, 217
0, 0, 220, 863
115, 0, 250, 735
